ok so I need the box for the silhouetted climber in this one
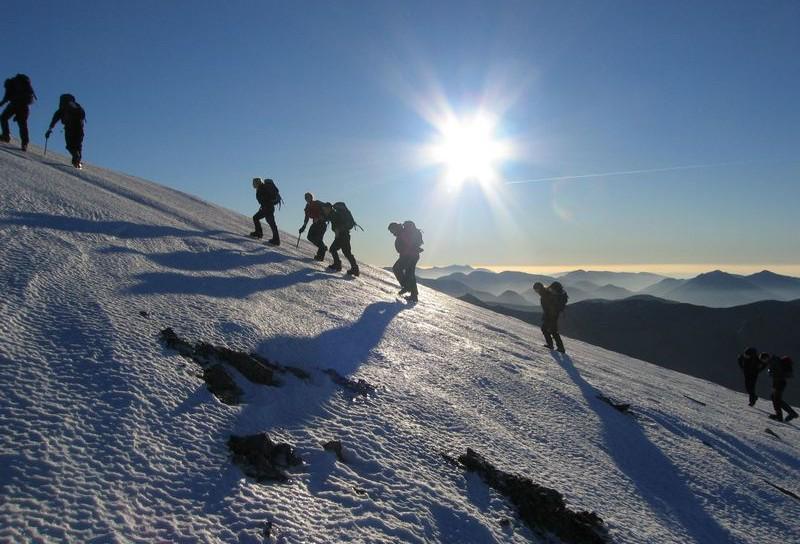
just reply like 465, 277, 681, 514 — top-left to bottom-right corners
249, 178, 281, 245
762, 353, 797, 422
534, 281, 568, 353
321, 202, 359, 276
738, 347, 766, 406
388, 220, 423, 302
0, 73, 36, 151
46, 94, 86, 168
299, 192, 327, 261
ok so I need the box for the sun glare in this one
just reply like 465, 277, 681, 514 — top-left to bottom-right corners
428, 113, 510, 189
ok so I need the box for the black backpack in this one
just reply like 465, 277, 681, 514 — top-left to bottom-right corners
402, 220, 424, 251
6, 74, 36, 105
262, 179, 282, 208
63, 101, 85, 127
332, 202, 362, 231
550, 282, 568, 313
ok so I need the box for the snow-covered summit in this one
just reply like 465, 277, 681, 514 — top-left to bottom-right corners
0, 146, 798, 543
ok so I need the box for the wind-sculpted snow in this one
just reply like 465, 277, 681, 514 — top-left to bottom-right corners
0, 145, 799, 543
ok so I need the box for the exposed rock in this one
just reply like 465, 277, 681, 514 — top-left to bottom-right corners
596, 394, 631, 413
228, 433, 302, 483
203, 364, 242, 405
457, 448, 609, 544
195, 342, 277, 386
159, 328, 309, 387
324, 369, 376, 396
160, 327, 194, 358
323, 440, 344, 462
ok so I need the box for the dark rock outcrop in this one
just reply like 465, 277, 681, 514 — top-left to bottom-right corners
323, 440, 344, 462
457, 449, 609, 544
203, 364, 242, 405
324, 369, 377, 396
195, 342, 277, 386
228, 433, 302, 483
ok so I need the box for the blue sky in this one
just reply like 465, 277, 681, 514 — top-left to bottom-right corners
5, 1, 799, 274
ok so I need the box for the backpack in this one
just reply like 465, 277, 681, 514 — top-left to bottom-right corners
62, 101, 86, 127
6, 74, 36, 104
262, 179, 282, 208
550, 282, 568, 313
332, 202, 362, 231
402, 220, 424, 251
781, 356, 794, 378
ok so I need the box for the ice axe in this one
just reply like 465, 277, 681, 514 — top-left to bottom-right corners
295, 232, 301, 249
44, 130, 50, 156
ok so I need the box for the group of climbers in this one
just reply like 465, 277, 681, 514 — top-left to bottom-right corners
737, 348, 796, 422
1, 73, 85, 168
249, 179, 423, 299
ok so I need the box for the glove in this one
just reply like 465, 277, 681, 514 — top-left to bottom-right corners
45, 129, 52, 138
298, 226, 305, 234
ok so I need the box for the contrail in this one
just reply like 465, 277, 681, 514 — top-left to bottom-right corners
504, 161, 747, 185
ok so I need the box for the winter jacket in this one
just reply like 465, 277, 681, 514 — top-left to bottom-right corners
738, 354, 766, 376
304, 200, 325, 223
256, 183, 278, 208
49, 101, 85, 130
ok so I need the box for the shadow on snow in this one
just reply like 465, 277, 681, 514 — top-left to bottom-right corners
552, 351, 734, 543
1, 211, 226, 240
101, 245, 294, 272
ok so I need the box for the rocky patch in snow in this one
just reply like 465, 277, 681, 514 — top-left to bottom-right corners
203, 364, 243, 405
159, 327, 309, 387
457, 448, 610, 544
322, 439, 345, 462
596, 394, 632, 414
228, 433, 303, 483
324, 369, 377, 396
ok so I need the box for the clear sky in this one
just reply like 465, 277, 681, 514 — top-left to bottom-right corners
5, 1, 799, 274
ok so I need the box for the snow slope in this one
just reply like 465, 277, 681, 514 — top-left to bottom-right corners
0, 145, 798, 543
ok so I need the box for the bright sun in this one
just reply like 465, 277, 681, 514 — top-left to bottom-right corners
428, 112, 510, 189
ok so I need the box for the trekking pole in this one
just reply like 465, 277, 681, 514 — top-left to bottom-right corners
43, 134, 49, 157
295, 232, 301, 248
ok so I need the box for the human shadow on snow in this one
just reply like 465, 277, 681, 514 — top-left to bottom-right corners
1, 211, 226, 240
551, 352, 734, 543
255, 300, 407, 375
101, 245, 294, 272
128, 268, 340, 298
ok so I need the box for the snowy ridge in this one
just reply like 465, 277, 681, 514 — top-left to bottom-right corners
0, 145, 798, 543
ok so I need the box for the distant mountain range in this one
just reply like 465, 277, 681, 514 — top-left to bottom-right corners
458, 293, 800, 406
418, 267, 800, 308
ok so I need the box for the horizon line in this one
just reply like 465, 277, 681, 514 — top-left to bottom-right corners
415, 263, 800, 278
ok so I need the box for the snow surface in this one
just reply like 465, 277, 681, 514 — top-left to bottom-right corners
0, 144, 798, 543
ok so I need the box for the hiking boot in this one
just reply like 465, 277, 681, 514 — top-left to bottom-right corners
768, 414, 784, 422
405, 294, 418, 303
20, 143, 27, 151
0, 134, 10, 143
327, 262, 342, 272
786, 412, 799, 423
557, 347, 566, 354
346, 267, 360, 277
543, 344, 554, 350
248, 232, 263, 239
267, 238, 280, 246
398, 288, 409, 296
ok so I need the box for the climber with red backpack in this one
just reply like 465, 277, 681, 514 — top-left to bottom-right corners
388, 220, 423, 303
